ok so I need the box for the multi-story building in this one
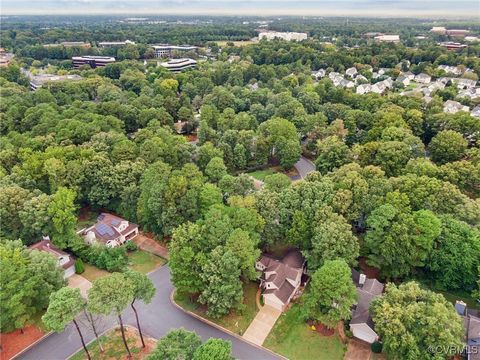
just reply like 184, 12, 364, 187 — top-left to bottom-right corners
98, 40, 135, 48
258, 31, 308, 41
72, 55, 116, 68
29, 73, 83, 91
160, 58, 197, 72
44, 41, 91, 48
446, 29, 470, 38
152, 45, 197, 58
439, 42, 468, 51
374, 34, 400, 43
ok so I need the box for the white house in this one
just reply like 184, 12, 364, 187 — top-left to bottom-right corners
29, 238, 75, 278
256, 250, 305, 311
345, 67, 358, 77
350, 269, 384, 344
81, 213, 139, 248
356, 84, 372, 95
396, 75, 410, 86
444, 100, 470, 114
470, 105, 480, 118
414, 73, 432, 84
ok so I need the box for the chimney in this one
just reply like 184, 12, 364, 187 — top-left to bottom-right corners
359, 273, 367, 286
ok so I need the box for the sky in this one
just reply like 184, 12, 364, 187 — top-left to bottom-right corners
1, 0, 479, 17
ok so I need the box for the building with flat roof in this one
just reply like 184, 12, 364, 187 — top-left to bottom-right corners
160, 58, 197, 72
439, 42, 468, 51
152, 45, 197, 58
29, 73, 83, 91
72, 55, 116, 68
446, 29, 470, 38
430, 26, 447, 35
259, 31, 308, 42
44, 41, 91, 48
98, 40, 135, 48
374, 35, 400, 43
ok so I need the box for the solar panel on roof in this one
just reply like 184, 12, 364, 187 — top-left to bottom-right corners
96, 223, 115, 236
111, 219, 120, 226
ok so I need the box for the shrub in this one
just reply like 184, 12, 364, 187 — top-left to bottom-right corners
124, 240, 138, 252
371, 341, 383, 353
75, 259, 85, 274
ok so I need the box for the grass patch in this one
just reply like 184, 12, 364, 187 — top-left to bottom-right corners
81, 263, 110, 282
70, 327, 155, 360
247, 169, 276, 181
174, 282, 259, 335
127, 250, 166, 274
414, 278, 480, 310
264, 304, 346, 360
216, 40, 257, 47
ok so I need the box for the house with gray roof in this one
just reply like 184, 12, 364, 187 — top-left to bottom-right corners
444, 100, 470, 114
256, 250, 305, 311
349, 269, 384, 344
471, 105, 480, 118
455, 301, 480, 360
414, 73, 432, 84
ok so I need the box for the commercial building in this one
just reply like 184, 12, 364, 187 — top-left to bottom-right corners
29, 73, 83, 91
44, 41, 91, 48
160, 58, 197, 72
72, 55, 116, 68
430, 26, 447, 35
446, 29, 470, 38
152, 45, 197, 58
374, 34, 400, 43
258, 31, 308, 42
439, 42, 468, 51
98, 40, 135, 48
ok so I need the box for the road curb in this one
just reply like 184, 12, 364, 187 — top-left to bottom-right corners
11, 331, 54, 360
169, 290, 287, 360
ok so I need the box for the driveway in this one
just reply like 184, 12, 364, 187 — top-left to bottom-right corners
344, 339, 373, 360
67, 274, 92, 299
16, 266, 280, 360
294, 156, 316, 178
242, 305, 282, 346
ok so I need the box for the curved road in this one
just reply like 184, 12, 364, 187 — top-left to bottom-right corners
17, 266, 280, 360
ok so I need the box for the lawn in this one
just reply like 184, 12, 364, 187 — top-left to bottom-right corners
264, 304, 346, 360
247, 169, 276, 181
81, 250, 166, 282
216, 40, 257, 47
127, 250, 166, 274
70, 327, 156, 360
81, 263, 110, 282
175, 282, 259, 335
414, 278, 480, 310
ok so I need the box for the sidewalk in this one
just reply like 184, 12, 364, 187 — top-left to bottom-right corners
134, 233, 169, 260
242, 305, 282, 346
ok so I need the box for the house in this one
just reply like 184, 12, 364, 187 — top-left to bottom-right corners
29, 238, 75, 278
455, 301, 480, 360
81, 213, 139, 248
312, 69, 326, 79
340, 78, 355, 89
355, 75, 368, 84
458, 88, 480, 100
345, 67, 358, 77
438, 65, 462, 76
455, 78, 477, 89
396, 75, 410, 86
371, 82, 387, 94
403, 71, 415, 80
329, 71, 340, 80
444, 100, 470, 114
471, 105, 480, 118
356, 84, 372, 95
414, 73, 432, 84
350, 269, 384, 344
256, 250, 305, 311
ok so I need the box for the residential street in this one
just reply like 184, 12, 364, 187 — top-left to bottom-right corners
16, 266, 280, 360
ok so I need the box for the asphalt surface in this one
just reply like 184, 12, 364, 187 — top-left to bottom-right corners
16, 266, 280, 360
294, 156, 316, 178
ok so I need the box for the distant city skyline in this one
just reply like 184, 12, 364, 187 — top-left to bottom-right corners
1, 0, 479, 18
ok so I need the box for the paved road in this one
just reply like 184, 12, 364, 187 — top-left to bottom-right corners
17, 266, 280, 360
294, 156, 316, 178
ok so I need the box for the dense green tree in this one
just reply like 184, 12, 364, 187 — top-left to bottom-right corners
315, 136, 351, 174
371, 282, 464, 360
302, 260, 357, 328
193, 338, 233, 360
147, 328, 202, 360
427, 216, 480, 291
429, 130, 468, 165
198, 247, 243, 318
47, 187, 77, 249
205, 157, 227, 183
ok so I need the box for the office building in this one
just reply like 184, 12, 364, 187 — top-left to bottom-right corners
374, 35, 400, 43
160, 58, 197, 72
29, 74, 83, 91
258, 31, 308, 41
152, 45, 197, 58
98, 40, 136, 48
72, 55, 116, 68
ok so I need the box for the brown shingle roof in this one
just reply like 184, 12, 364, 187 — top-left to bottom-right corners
86, 213, 138, 243
28, 240, 75, 270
